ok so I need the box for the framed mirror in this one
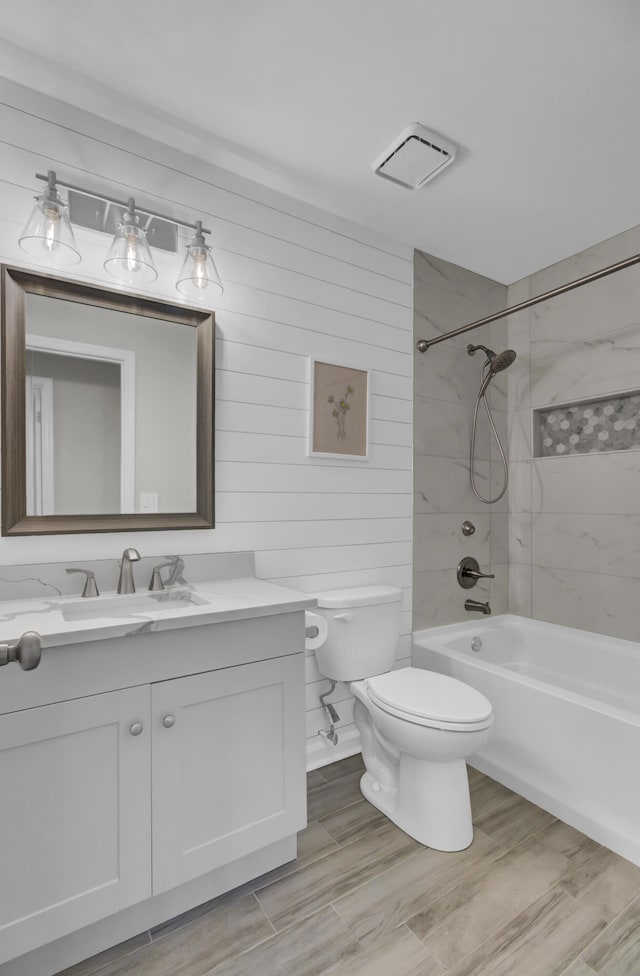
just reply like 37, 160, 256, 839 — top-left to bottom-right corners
1, 266, 214, 535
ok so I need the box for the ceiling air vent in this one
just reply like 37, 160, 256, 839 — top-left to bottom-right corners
372, 124, 457, 190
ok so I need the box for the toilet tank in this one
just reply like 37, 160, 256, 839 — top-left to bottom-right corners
313, 585, 403, 682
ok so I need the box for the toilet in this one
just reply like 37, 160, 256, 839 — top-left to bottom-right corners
313, 585, 493, 851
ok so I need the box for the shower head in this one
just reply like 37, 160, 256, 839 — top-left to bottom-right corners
476, 347, 517, 397
490, 348, 517, 373
467, 343, 516, 370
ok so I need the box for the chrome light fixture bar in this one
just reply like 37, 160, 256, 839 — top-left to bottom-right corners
18, 171, 224, 298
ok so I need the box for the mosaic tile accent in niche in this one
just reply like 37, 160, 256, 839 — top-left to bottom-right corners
536, 392, 640, 457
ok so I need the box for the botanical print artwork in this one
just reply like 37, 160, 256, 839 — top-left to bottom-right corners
537, 392, 640, 456
311, 361, 368, 457
328, 384, 353, 440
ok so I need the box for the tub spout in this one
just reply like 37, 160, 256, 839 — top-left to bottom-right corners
465, 598, 491, 615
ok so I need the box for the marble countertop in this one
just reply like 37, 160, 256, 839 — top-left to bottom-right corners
0, 577, 317, 649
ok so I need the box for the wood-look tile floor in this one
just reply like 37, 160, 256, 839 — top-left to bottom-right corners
60, 756, 640, 976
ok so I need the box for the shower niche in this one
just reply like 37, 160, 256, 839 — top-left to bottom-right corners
534, 390, 640, 458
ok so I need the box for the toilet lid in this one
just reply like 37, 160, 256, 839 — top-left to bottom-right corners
366, 667, 492, 728
316, 585, 402, 608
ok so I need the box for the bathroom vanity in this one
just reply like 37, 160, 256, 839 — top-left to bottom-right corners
0, 554, 313, 975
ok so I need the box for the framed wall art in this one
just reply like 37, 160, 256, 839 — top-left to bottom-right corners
309, 359, 369, 460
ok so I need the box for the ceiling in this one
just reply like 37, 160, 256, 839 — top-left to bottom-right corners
0, 0, 639, 283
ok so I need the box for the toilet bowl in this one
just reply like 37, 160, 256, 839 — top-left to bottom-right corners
313, 585, 493, 851
350, 668, 492, 850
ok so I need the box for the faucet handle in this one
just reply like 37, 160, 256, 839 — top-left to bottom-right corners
66, 568, 99, 598
457, 556, 495, 589
148, 556, 180, 591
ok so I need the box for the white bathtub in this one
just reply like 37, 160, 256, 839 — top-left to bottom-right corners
412, 614, 640, 866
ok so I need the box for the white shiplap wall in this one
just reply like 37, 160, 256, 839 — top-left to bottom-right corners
0, 78, 413, 767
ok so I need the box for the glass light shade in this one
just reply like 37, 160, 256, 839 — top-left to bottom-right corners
104, 216, 157, 284
18, 195, 81, 267
176, 241, 223, 299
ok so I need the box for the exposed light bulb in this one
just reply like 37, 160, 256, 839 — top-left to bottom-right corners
191, 247, 209, 289
175, 221, 223, 299
103, 198, 157, 283
125, 232, 141, 273
42, 204, 62, 252
18, 171, 81, 267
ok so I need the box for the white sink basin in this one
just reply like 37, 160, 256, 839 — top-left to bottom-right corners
61, 589, 208, 622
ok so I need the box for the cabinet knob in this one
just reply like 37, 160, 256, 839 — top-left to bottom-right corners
162, 714, 176, 729
129, 721, 144, 736
0, 631, 42, 671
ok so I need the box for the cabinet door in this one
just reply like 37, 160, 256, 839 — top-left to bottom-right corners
152, 654, 306, 894
0, 687, 151, 965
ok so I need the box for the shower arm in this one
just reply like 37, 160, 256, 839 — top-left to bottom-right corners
416, 252, 640, 353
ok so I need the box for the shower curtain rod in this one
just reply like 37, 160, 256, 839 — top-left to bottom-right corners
416, 252, 640, 353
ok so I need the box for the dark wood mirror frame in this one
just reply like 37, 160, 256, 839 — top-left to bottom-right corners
1, 265, 215, 535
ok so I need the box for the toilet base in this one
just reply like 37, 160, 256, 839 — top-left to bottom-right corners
360, 754, 474, 851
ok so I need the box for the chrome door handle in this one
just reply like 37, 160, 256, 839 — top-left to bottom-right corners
162, 715, 176, 729
0, 631, 42, 670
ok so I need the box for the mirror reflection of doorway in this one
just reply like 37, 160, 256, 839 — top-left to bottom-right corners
25, 336, 135, 516
25, 375, 54, 516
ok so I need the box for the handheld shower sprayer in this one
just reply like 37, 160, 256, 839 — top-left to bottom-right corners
475, 348, 517, 397
467, 344, 517, 504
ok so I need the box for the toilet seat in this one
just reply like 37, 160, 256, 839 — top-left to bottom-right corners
365, 667, 493, 732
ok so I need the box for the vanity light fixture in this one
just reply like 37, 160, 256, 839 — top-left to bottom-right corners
18, 170, 81, 267
104, 198, 158, 284
176, 220, 223, 298
18, 171, 224, 298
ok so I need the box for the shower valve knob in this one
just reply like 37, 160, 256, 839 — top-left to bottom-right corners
457, 556, 495, 589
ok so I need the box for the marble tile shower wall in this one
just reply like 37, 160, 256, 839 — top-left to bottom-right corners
413, 250, 508, 630
507, 223, 640, 641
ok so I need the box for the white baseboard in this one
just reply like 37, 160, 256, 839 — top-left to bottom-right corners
306, 724, 361, 770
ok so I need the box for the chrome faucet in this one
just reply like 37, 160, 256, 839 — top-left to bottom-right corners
117, 548, 141, 594
465, 599, 491, 615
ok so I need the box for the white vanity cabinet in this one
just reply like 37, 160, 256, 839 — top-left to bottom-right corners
152, 654, 303, 894
0, 686, 152, 964
0, 609, 307, 970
